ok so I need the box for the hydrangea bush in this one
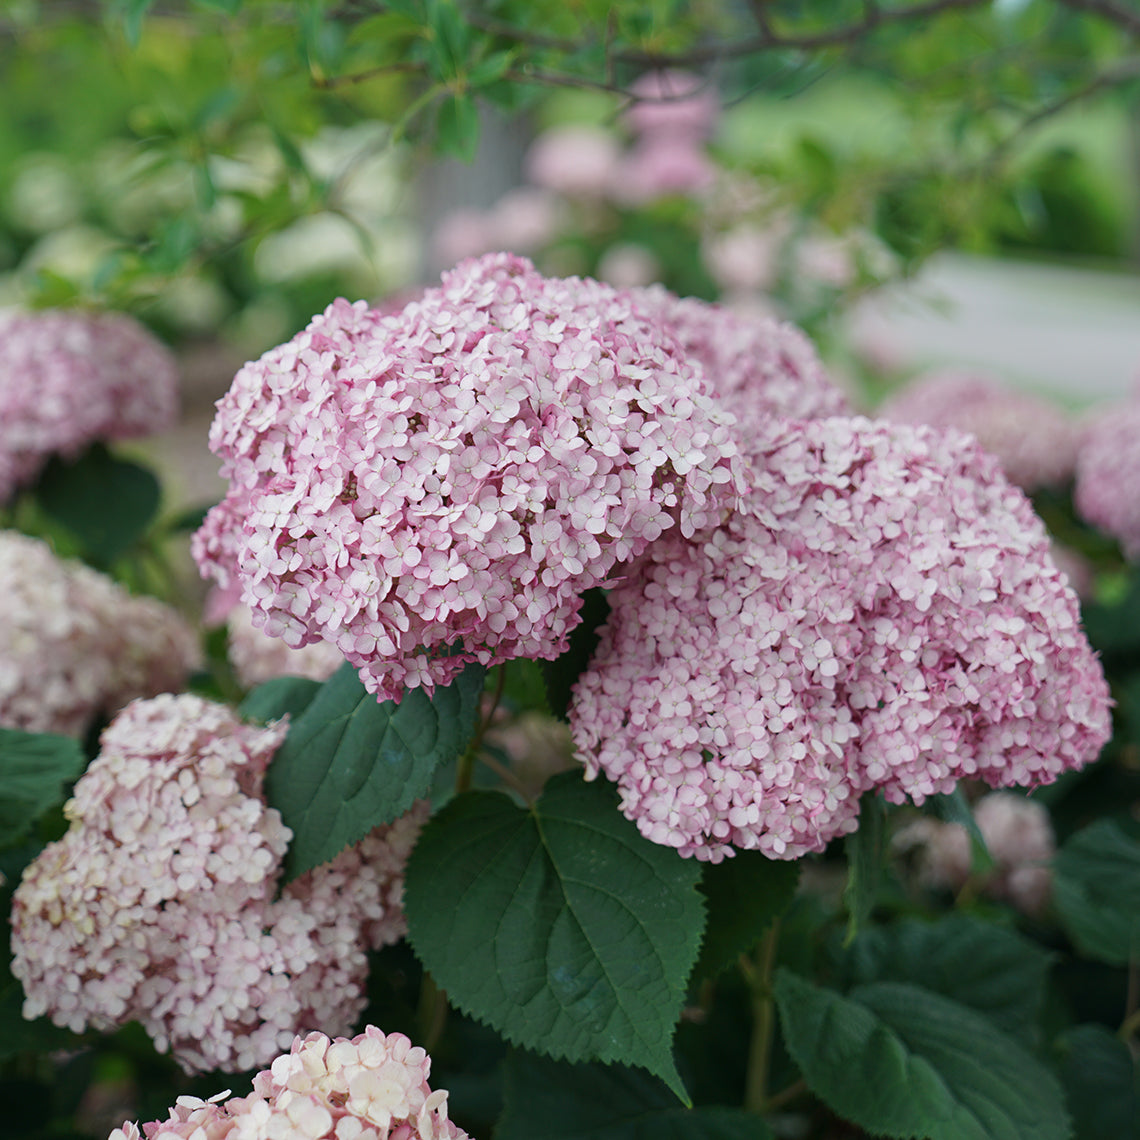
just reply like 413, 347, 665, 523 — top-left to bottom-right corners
2, 267, 1139, 1140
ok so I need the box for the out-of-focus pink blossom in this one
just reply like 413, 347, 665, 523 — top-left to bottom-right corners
13, 694, 426, 1074
0, 309, 178, 502
793, 234, 856, 289
0, 531, 201, 735
596, 243, 661, 289
613, 137, 716, 204
623, 70, 719, 140
488, 187, 561, 254
702, 223, 781, 294
525, 125, 623, 198
226, 602, 344, 688
879, 370, 1080, 492
1074, 399, 1140, 558
431, 209, 498, 266
109, 1026, 468, 1140
570, 417, 1111, 862
895, 792, 1056, 915
193, 254, 744, 704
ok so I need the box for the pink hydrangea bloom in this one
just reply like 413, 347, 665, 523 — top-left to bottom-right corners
629, 287, 849, 468
623, 70, 719, 140
193, 253, 744, 703
0, 309, 178, 502
1074, 399, 1140, 558
613, 137, 716, 204
570, 416, 1111, 861
0, 531, 201, 735
525, 124, 623, 198
226, 603, 344, 688
879, 370, 1079, 491
109, 1026, 468, 1140
12, 694, 426, 1074
895, 792, 1056, 915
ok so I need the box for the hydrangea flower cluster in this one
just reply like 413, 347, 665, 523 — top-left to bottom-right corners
570, 416, 1111, 861
227, 602, 344, 688
194, 253, 744, 703
12, 694, 426, 1074
878, 370, 1079, 491
0, 531, 200, 735
0, 308, 179, 502
630, 285, 849, 466
1074, 399, 1140, 558
109, 1027, 468, 1140
894, 792, 1056, 915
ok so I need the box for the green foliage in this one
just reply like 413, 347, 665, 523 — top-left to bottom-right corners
0, 729, 84, 850
923, 788, 996, 874
265, 660, 485, 879
541, 588, 610, 721
33, 444, 161, 567
238, 675, 323, 724
404, 772, 704, 1099
497, 1050, 774, 1139
842, 791, 886, 944
1056, 1024, 1140, 1140
774, 971, 1071, 1140
1053, 819, 1140, 966
694, 853, 799, 982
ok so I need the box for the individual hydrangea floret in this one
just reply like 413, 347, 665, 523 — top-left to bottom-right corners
878, 370, 1079, 491
0, 531, 201, 735
570, 417, 1111, 861
12, 694, 426, 1074
109, 1026, 469, 1140
193, 253, 744, 703
0, 308, 178, 502
894, 792, 1056, 915
1074, 399, 1140, 559
630, 286, 849, 468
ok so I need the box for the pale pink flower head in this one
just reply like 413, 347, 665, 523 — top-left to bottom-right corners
1074, 399, 1140, 558
112, 1026, 469, 1140
624, 70, 719, 140
570, 416, 1111, 862
13, 693, 426, 1074
0, 531, 201, 735
879, 370, 1079, 491
193, 253, 745, 703
702, 223, 781, 295
525, 124, 623, 198
488, 187, 562, 254
431, 209, 498, 266
613, 137, 716, 204
0, 308, 178, 502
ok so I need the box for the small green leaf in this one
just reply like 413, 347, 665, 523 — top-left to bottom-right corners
497, 1050, 773, 1139
924, 788, 995, 874
0, 729, 85, 849
694, 852, 799, 981
405, 771, 704, 1101
468, 49, 515, 88
1056, 1024, 1139, 1140
435, 93, 480, 162
1054, 819, 1140, 966
266, 661, 484, 879
121, 0, 156, 46
774, 972, 1071, 1140
843, 791, 886, 944
239, 676, 323, 725
842, 915, 1052, 1044
33, 444, 161, 565
542, 588, 610, 721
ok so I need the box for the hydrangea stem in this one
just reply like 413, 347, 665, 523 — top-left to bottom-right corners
455, 664, 506, 794
742, 919, 781, 1115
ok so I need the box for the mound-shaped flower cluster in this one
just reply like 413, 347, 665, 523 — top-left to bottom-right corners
570, 417, 1111, 861
0, 308, 178, 502
0, 531, 200, 735
1074, 399, 1140, 559
631, 285, 849, 466
194, 253, 743, 703
110, 1026, 468, 1140
878, 370, 1078, 491
12, 694, 425, 1074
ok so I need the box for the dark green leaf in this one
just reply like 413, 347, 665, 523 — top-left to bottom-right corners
842, 915, 1052, 1044
468, 49, 515, 88
266, 660, 484, 879
694, 852, 799, 981
843, 791, 886, 944
0, 974, 83, 1061
1056, 1024, 1139, 1140
542, 589, 610, 721
167, 501, 217, 533
502, 659, 551, 715
1054, 819, 1140, 966
774, 972, 1071, 1140
239, 676, 323, 725
405, 771, 704, 1100
497, 1050, 773, 1139
924, 788, 995, 874
435, 93, 480, 162
33, 444, 160, 565
0, 729, 85, 849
